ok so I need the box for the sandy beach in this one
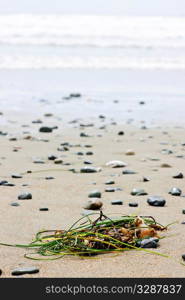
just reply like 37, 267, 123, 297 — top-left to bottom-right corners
1, 106, 185, 277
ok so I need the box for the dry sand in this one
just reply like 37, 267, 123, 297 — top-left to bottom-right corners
0, 116, 185, 277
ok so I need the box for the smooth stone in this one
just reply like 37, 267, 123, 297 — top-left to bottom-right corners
105, 180, 115, 185
80, 166, 101, 173
161, 149, 173, 154
83, 199, 103, 210
39, 208, 49, 211
80, 132, 89, 137
111, 200, 123, 205
33, 160, 45, 164
86, 151, 93, 155
181, 221, 185, 224
125, 150, 135, 156
18, 193, 32, 200
160, 163, 172, 168
88, 190, 101, 198
131, 188, 148, 196
45, 176, 55, 180
11, 174, 23, 179
84, 160, 93, 165
147, 196, 166, 207
105, 187, 116, 192
182, 210, 185, 214
173, 173, 184, 179
182, 254, 185, 261
12, 267, 39, 276
48, 155, 57, 160
106, 160, 127, 168
118, 131, 124, 135
143, 176, 150, 182
129, 202, 138, 207
10, 202, 20, 207
169, 187, 182, 196
137, 238, 159, 248
122, 170, 137, 175
1, 182, 15, 186
39, 126, 53, 133
54, 159, 63, 164
0, 269, 2, 276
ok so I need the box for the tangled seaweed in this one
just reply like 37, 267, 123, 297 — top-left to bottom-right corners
0, 211, 171, 261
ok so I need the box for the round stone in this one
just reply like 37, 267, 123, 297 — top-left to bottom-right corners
147, 196, 166, 207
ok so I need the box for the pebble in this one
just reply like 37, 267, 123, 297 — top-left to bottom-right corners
10, 202, 20, 207
122, 170, 137, 175
111, 200, 123, 205
105, 187, 116, 192
80, 166, 101, 173
54, 158, 63, 164
182, 210, 185, 214
118, 131, 124, 135
106, 160, 127, 168
48, 155, 57, 160
88, 190, 101, 198
39, 208, 49, 211
182, 254, 185, 261
83, 199, 103, 210
147, 196, 166, 207
129, 202, 138, 207
84, 160, 93, 165
12, 267, 39, 276
11, 174, 23, 179
173, 173, 183, 179
45, 176, 55, 180
18, 193, 32, 200
160, 163, 172, 168
125, 150, 135, 156
105, 180, 115, 185
137, 238, 159, 248
39, 126, 53, 133
143, 176, 150, 182
169, 187, 182, 196
131, 188, 148, 196
33, 159, 45, 164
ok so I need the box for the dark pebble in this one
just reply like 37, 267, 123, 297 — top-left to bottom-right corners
12, 267, 39, 276
122, 170, 137, 175
18, 193, 32, 200
10, 202, 20, 207
48, 155, 57, 160
39, 126, 53, 133
147, 196, 166, 207
169, 187, 182, 196
182, 210, 185, 214
111, 200, 123, 205
45, 176, 55, 180
131, 188, 148, 196
105, 187, 116, 192
129, 202, 138, 207
118, 131, 124, 136
39, 208, 49, 211
105, 180, 115, 185
137, 238, 159, 248
173, 173, 184, 179
11, 174, 23, 179
88, 190, 101, 198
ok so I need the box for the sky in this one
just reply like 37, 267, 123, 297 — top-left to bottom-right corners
0, 0, 184, 16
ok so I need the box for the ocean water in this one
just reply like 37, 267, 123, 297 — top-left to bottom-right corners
0, 14, 185, 70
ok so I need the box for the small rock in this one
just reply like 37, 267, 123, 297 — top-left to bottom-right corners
106, 160, 127, 168
169, 187, 182, 196
111, 200, 123, 205
137, 238, 159, 248
118, 131, 124, 136
129, 202, 138, 207
45, 176, 55, 180
122, 170, 137, 175
54, 158, 63, 164
10, 202, 20, 207
173, 173, 183, 179
131, 188, 148, 196
12, 267, 39, 276
48, 155, 57, 160
182, 210, 185, 214
18, 193, 32, 200
105, 187, 116, 192
39, 126, 53, 133
143, 176, 150, 182
39, 208, 49, 211
11, 174, 23, 179
147, 196, 166, 207
84, 160, 92, 165
105, 180, 115, 185
80, 166, 101, 173
125, 150, 135, 156
160, 163, 172, 168
88, 190, 101, 198
83, 199, 103, 210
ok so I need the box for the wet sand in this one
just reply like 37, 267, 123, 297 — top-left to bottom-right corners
0, 113, 185, 277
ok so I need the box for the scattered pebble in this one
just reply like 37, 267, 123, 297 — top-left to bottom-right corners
131, 188, 148, 196
12, 267, 39, 276
169, 187, 182, 196
173, 173, 183, 179
88, 190, 101, 198
111, 200, 123, 205
18, 193, 32, 200
106, 160, 127, 168
129, 202, 138, 207
147, 196, 166, 207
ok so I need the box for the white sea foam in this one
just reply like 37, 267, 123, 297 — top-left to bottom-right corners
0, 14, 185, 69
